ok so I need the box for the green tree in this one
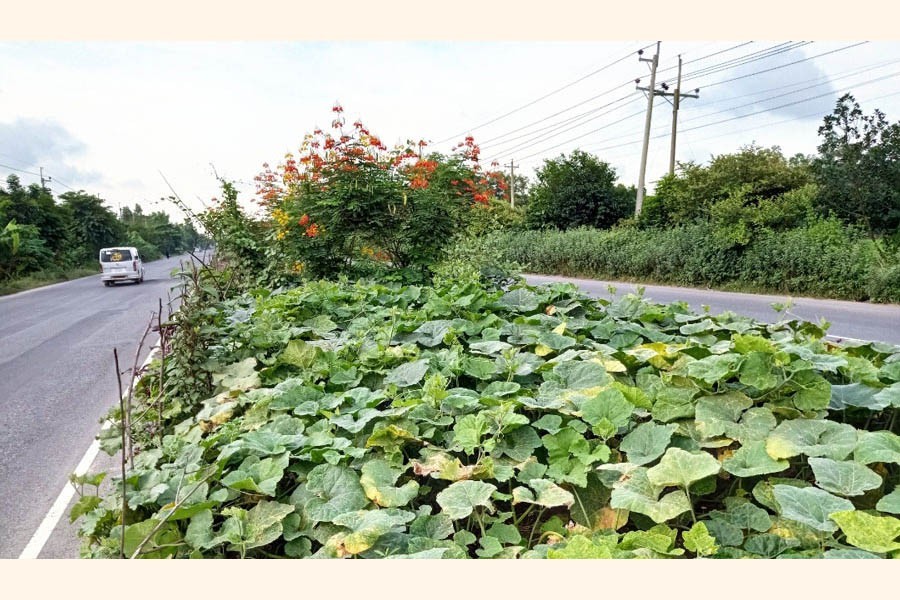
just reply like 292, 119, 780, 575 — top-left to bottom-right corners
59, 191, 124, 263
0, 174, 71, 258
525, 150, 631, 230
813, 93, 900, 241
647, 144, 812, 227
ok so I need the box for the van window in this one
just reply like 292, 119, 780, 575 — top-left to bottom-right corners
100, 249, 133, 262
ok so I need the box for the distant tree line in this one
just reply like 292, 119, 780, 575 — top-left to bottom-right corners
0, 176, 204, 280
518, 94, 900, 252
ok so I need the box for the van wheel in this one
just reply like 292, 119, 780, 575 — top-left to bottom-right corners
104, 281, 112, 287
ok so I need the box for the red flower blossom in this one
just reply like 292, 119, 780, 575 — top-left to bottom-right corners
299, 214, 310, 226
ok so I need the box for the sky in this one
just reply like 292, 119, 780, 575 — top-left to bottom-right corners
2, 40, 900, 220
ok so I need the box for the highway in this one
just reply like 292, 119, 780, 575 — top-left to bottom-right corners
0, 255, 193, 558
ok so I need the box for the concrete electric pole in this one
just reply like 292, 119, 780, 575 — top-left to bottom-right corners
664, 55, 699, 176
505, 159, 517, 209
634, 42, 660, 217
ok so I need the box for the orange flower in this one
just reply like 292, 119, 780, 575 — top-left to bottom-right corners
299, 214, 310, 226
305, 223, 320, 237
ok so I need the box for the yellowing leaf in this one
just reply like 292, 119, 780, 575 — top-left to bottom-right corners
535, 344, 553, 357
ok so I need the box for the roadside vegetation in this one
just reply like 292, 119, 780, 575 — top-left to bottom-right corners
0, 178, 205, 294
503, 94, 900, 302
69, 101, 900, 559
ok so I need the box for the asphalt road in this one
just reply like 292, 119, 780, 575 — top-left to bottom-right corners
0, 255, 194, 558
524, 273, 900, 345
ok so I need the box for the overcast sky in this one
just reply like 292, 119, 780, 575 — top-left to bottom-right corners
2, 40, 900, 218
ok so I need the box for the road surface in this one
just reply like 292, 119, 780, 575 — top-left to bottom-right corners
0, 255, 195, 558
524, 273, 900, 345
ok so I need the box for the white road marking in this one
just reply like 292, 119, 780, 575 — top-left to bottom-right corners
18, 343, 160, 559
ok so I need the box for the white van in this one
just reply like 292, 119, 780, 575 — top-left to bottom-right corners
99, 247, 145, 286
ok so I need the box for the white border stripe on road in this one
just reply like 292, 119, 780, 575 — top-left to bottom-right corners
18, 344, 160, 559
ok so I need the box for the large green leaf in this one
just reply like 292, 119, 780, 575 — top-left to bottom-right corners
359, 459, 420, 508
646, 448, 721, 489
213, 357, 262, 392
651, 387, 697, 423
512, 479, 575, 508
829, 383, 889, 411
328, 509, 416, 555
619, 422, 677, 466
551, 360, 610, 389
452, 412, 490, 454
609, 467, 692, 523
766, 419, 857, 460
496, 425, 542, 462
298, 464, 369, 523
876, 489, 900, 515
854, 430, 900, 465
722, 441, 789, 477
498, 288, 540, 312
547, 534, 613, 559
436, 480, 497, 520
685, 353, 740, 385
808, 457, 882, 497
683, 522, 718, 556
412, 320, 453, 347
723, 407, 777, 444
738, 352, 780, 390
221, 452, 289, 496
384, 359, 430, 387
772, 485, 854, 532
279, 341, 318, 370
694, 392, 753, 438
829, 510, 900, 554
873, 383, 900, 408
580, 388, 634, 429
790, 371, 832, 411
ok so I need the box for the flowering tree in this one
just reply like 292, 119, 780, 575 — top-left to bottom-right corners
254, 104, 509, 278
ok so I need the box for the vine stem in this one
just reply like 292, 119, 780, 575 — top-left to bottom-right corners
527, 508, 546, 548
157, 298, 166, 448
685, 488, 697, 524
129, 471, 215, 559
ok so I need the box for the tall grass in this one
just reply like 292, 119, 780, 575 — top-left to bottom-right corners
495, 220, 899, 302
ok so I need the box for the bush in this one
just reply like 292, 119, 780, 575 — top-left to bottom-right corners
497, 220, 898, 302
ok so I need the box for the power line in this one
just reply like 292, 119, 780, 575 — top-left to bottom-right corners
0, 163, 41, 177
585, 66, 900, 157
662, 41, 812, 85
701, 41, 869, 90
680, 67, 900, 126
435, 41, 654, 144
518, 108, 647, 162
482, 95, 643, 162
480, 91, 636, 147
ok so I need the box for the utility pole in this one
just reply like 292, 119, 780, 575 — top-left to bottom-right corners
505, 159, 517, 209
634, 42, 660, 217
39, 167, 51, 191
663, 55, 699, 176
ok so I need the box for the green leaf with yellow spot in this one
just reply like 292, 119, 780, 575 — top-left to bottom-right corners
830, 510, 900, 554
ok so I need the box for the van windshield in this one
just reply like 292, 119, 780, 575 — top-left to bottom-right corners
100, 249, 133, 262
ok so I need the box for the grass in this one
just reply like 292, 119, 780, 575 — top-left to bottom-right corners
0, 266, 99, 296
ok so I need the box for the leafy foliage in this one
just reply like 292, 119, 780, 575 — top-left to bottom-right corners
525, 150, 633, 231
75, 278, 900, 559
